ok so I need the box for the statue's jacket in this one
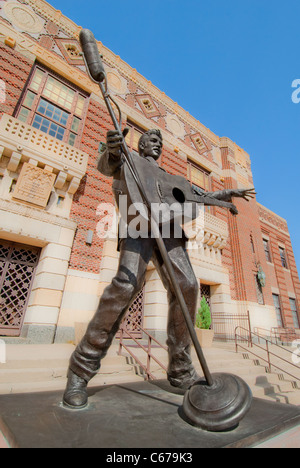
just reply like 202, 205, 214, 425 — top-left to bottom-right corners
97, 148, 187, 245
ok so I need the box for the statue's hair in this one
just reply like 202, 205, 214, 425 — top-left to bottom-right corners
138, 129, 163, 155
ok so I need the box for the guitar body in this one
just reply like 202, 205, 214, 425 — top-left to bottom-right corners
123, 153, 236, 226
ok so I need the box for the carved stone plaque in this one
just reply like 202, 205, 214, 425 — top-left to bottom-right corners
13, 163, 56, 208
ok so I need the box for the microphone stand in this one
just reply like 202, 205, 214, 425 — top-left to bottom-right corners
80, 37, 214, 388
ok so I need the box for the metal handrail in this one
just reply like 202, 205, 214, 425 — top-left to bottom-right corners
271, 327, 300, 345
118, 322, 168, 380
235, 326, 300, 382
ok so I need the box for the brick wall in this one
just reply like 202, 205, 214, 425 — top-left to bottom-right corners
68, 97, 115, 274
0, 42, 33, 118
219, 145, 274, 307
260, 215, 300, 327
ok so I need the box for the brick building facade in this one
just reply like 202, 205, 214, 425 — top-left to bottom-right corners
0, 0, 299, 344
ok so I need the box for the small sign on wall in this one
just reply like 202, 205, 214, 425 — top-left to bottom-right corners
12, 162, 56, 208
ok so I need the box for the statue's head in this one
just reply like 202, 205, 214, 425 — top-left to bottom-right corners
138, 129, 163, 161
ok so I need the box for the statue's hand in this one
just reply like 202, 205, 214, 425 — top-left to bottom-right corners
106, 130, 123, 158
229, 203, 239, 216
106, 128, 129, 159
231, 188, 256, 201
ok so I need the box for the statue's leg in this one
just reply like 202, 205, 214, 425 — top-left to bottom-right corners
152, 237, 199, 390
63, 237, 153, 408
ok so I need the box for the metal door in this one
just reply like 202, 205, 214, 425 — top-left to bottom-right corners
0, 241, 40, 337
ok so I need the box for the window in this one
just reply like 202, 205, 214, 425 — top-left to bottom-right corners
187, 161, 210, 192
16, 65, 88, 147
279, 246, 288, 269
273, 294, 283, 327
289, 298, 300, 329
125, 121, 146, 152
263, 239, 272, 263
255, 275, 264, 305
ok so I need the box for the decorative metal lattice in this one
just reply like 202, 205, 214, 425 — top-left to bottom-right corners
0, 241, 40, 336
119, 286, 145, 339
200, 284, 211, 307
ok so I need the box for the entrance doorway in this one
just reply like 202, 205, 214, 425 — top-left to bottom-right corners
0, 241, 40, 337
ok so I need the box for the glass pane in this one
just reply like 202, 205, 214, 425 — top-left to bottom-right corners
37, 99, 47, 115
45, 103, 55, 118
133, 128, 143, 151
289, 298, 300, 328
190, 165, 209, 190
49, 122, 58, 137
273, 294, 283, 327
279, 247, 288, 268
75, 95, 85, 116
263, 239, 271, 262
57, 126, 65, 139
32, 114, 42, 128
40, 119, 50, 133
68, 133, 76, 146
31, 69, 44, 92
43, 76, 75, 111
18, 107, 30, 122
60, 112, 68, 126
37, 99, 69, 126
191, 166, 203, 187
23, 90, 36, 109
71, 116, 80, 133
125, 127, 132, 146
32, 114, 65, 140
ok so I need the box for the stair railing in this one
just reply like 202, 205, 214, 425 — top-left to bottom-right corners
235, 326, 300, 382
118, 322, 168, 380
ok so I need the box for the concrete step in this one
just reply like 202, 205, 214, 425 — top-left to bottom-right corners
0, 371, 143, 395
1, 340, 300, 406
0, 343, 143, 395
121, 341, 300, 406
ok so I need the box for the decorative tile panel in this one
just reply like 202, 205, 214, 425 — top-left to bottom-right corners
135, 94, 161, 118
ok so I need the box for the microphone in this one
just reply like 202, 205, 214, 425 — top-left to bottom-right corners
79, 29, 106, 83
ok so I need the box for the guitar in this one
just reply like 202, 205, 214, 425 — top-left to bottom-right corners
122, 152, 238, 225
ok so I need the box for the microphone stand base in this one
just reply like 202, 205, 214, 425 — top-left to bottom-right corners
181, 373, 252, 432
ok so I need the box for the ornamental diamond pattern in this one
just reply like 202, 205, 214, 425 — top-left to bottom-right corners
119, 286, 145, 339
0, 242, 40, 336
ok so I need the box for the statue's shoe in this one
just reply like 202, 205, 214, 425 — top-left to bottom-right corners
168, 370, 200, 391
63, 370, 88, 409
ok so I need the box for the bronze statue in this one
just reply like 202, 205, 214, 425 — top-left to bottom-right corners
63, 29, 254, 431
63, 127, 254, 409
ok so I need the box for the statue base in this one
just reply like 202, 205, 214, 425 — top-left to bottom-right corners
0, 380, 299, 448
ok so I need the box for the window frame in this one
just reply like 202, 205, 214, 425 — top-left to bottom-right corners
289, 298, 300, 329
263, 238, 272, 263
125, 120, 147, 153
14, 64, 89, 147
279, 246, 288, 269
187, 160, 211, 192
272, 293, 283, 327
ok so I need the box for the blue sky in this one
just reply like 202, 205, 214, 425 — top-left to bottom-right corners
49, 0, 300, 270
